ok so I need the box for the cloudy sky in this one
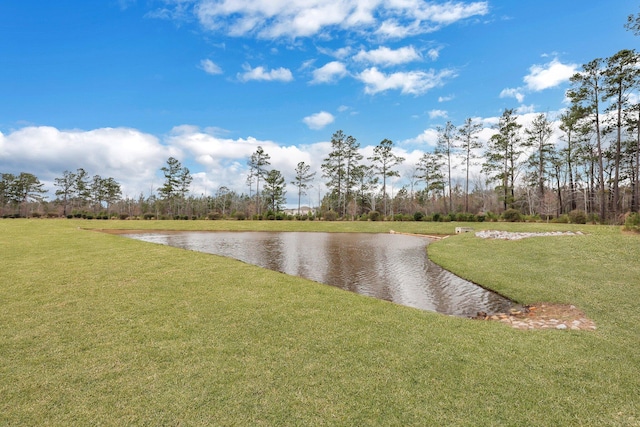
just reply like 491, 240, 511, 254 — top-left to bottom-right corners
0, 0, 636, 205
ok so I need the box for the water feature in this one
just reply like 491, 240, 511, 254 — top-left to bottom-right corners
121, 231, 513, 317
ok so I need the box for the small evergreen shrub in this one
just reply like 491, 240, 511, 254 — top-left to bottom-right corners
234, 212, 246, 220
485, 212, 499, 222
413, 211, 424, 221
501, 209, 522, 222
568, 209, 587, 224
369, 211, 381, 221
624, 212, 640, 232
432, 213, 441, 222
551, 214, 569, 224
455, 213, 476, 222
323, 210, 338, 221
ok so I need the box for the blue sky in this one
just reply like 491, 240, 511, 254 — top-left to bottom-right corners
0, 0, 637, 205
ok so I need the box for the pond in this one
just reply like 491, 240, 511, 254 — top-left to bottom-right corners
121, 231, 513, 317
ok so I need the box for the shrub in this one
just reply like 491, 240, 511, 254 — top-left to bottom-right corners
323, 210, 338, 221
234, 212, 246, 220
624, 212, 640, 232
143, 213, 155, 220
413, 211, 424, 221
476, 214, 486, 223
432, 213, 441, 222
368, 211, 381, 221
551, 214, 569, 224
523, 214, 539, 222
119, 214, 129, 220
455, 213, 476, 222
568, 209, 587, 224
501, 209, 522, 222
208, 212, 223, 220
485, 212, 499, 222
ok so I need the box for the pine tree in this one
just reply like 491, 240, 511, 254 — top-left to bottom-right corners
482, 108, 523, 211
369, 139, 405, 217
524, 113, 554, 214
263, 169, 286, 213
291, 162, 316, 215
435, 121, 457, 213
458, 118, 483, 213
248, 146, 271, 216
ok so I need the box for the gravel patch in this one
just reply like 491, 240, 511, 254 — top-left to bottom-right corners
475, 230, 584, 240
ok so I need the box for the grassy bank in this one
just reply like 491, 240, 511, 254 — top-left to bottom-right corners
1, 219, 639, 426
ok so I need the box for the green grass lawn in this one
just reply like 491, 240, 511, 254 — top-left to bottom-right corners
1, 219, 639, 426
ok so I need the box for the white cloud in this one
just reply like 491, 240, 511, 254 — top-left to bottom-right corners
438, 95, 454, 102
429, 109, 448, 119
516, 104, 537, 115
303, 111, 335, 130
500, 87, 525, 103
199, 59, 223, 75
353, 46, 422, 67
237, 64, 294, 82
0, 126, 174, 197
357, 67, 456, 95
187, 0, 488, 40
402, 128, 440, 147
524, 58, 578, 91
318, 46, 354, 60
165, 126, 325, 197
426, 48, 441, 61
311, 61, 348, 84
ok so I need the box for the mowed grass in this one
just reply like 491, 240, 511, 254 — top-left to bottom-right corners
0, 219, 639, 426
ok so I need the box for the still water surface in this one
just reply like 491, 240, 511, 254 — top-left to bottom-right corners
123, 231, 513, 317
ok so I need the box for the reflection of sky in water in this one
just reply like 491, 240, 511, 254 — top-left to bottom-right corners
123, 231, 513, 317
